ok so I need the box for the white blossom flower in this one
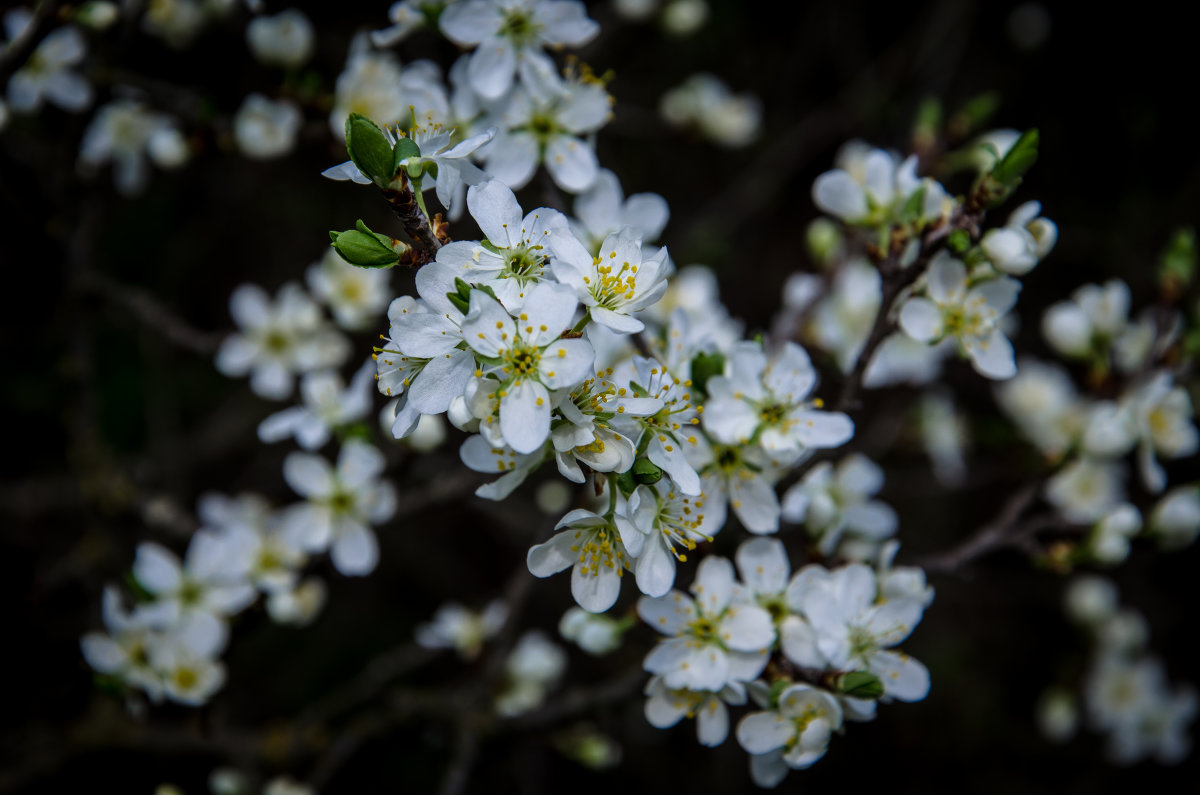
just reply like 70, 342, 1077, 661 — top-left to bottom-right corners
216, 283, 350, 400
1042, 280, 1130, 358
438, 0, 599, 100
150, 639, 227, 706
780, 563, 930, 702
1088, 503, 1142, 564
482, 73, 610, 192
80, 587, 175, 700
610, 357, 704, 494
659, 73, 761, 148
1126, 372, 1199, 493
4, 10, 91, 113
1037, 688, 1079, 743
1063, 575, 1119, 626
980, 200, 1057, 276
732, 536, 791, 620
661, 0, 709, 35
266, 578, 327, 626
416, 600, 508, 660
875, 541, 935, 609
459, 434, 546, 499
559, 607, 626, 655
371, 1, 454, 47
781, 454, 897, 557
233, 94, 302, 160
306, 248, 393, 331
246, 9, 314, 68
1149, 486, 1200, 550
280, 440, 397, 576
528, 508, 635, 612
258, 360, 376, 450
621, 482, 715, 597
375, 289, 475, 437
435, 179, 569, 309
806, 259, 880, 373
462, 282, 593, 453
1045, 457, 1124, 524
550, 375, 656, 483
550, 228, 670, 333
330, 36, 449, 137
687, 434, 783, 535
703, 341, 854, 466
736, 683, 844, 787
898, 252, 1020, 379
638, 556, 775, 690
79, 99, 189, 196
400, 123, 495, 210
131, 537, 256, 627
644, 675, 746, 746
570, 169, 669, 253
994, 358, 1084, 458
493, 630, 567, 717
812, 143, 950, 227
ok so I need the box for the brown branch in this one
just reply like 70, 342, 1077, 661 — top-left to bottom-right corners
0, 1, 62, 84
77, 271, 223, 354
918, 482, 1050, 575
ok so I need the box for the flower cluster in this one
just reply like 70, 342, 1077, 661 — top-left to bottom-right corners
1040, 576, 1197, 765
636, 538, 931, 787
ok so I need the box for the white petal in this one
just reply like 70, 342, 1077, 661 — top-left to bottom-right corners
283, 452, 333, 497
500, 379, 551, 454
899, 297, 943, 342
133, 542, 182, 594
868, 650, 931, 702
968, 330, 1017, 380
736, 537, 790, 596
331, 523, 380, 576
545, 135, 598, 192
736, 712, 793, 754
812, 170, 867, 220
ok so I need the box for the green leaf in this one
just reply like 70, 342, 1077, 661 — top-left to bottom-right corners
991, 128, 1039, 185
616, 469, 637, 497
345, 113, 396, 184
837, 670, 884, 700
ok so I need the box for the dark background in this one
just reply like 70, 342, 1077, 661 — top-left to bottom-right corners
2, 0, 1197, 792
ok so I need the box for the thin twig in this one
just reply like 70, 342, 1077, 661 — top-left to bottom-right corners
77, 271, 224, 354
0, 1, 62, 83
918, 482, 1044, 574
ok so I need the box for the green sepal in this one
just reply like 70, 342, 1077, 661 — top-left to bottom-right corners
990, 128, 1039, 186
766, 678, 792, 709
837, 670, 884, 700
632, 458, 663, 485
616, 469, 638, 497
688, 351, 726, 401
947, 228, 971, 254
392, 136, 421, 174
899, 185, 928, 225
480, 239, 502, 256
345, 113, 396, 185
